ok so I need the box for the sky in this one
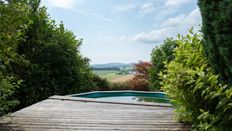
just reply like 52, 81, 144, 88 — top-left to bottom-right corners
41, 0, 201, 64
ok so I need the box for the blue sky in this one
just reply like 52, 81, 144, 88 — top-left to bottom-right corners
42, 0, 201, 64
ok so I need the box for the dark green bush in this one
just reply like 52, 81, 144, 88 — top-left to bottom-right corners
92, 74, 110, 91
0, 0, 96, 114
161, 30, 232, 130
109, 82, 131, 90
13, 2, 94, 108
0, 75, 20, 116
198, 0, 232, 83
0, 1, 30, 116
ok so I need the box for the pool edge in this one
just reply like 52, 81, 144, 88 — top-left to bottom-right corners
68, 90, 166, 96
50, 95, 173, 107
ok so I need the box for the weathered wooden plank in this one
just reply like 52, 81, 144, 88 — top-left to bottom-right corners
0, 96, 190, 131
1, 117, 179, 122
0, 124, 190, 130
0, 126, 190, 131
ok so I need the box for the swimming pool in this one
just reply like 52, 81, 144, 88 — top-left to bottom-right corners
70, 91, 170, 104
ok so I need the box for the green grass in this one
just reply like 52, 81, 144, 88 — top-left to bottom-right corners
93, 70, 125, 81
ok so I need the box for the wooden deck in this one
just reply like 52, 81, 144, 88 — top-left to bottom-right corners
0, 96, 190, 131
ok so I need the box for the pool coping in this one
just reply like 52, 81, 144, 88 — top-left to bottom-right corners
50, 95, 173, 107
68, 90, 167, 97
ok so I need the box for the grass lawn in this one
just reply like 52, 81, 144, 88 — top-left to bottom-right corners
93, 70, 133, 82
93, 70, 122, 80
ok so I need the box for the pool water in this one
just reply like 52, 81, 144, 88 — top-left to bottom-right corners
70, 91, 170, 104
96, 96, 169, 103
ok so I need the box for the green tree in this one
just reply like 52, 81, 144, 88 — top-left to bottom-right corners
13, 1, 94, 107
0, 0, 96, 112
198, 0, 232, 83
149, 38, 177, 90
0, 0, 30, 116
91, 74, 109, 91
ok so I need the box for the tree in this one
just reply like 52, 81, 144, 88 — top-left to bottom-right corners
0, 0, 96, 112
198, 0, 232, 83
91, 74, 109, 91
13, 1, 94, 107
0, 0, 30, 116
149, 38, 177, 90
128, 61, 152, 91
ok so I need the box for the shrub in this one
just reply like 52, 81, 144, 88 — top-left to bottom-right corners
92, 74, 110, 91
149, 38, 177, 90
109, 82, 131, 90
198, 0, 232, 83
0, 75, 20, 116
161, 29, 232, 130
14, 4, 94, 108
1, 1, 96, 112
0, 1, 30, 116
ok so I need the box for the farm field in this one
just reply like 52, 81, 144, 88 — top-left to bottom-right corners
110, 74, 134, 83
93, 70, 134, 82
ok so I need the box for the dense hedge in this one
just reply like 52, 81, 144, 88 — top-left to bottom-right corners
0, 0, 97, 115
198, 0, 232, 83
149, 38, 177, 90
0, 0, 30, 116
161, 30, 232, 130
91, 74, 110, 91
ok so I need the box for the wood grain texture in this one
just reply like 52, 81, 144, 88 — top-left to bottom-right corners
0, 96, 191, 131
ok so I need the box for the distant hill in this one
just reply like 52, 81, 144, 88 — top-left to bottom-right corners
91, 63, 134, 69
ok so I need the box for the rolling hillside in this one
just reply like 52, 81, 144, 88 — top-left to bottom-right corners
92, 63, 135, 83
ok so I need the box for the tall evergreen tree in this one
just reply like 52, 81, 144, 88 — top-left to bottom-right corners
198, 0, 232, 83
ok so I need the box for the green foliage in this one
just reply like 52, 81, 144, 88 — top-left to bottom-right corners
161, 30, 232, 130
12, 2, 94, 108
109, 82, 131, 90
198, 0, 232, 83
0, 75, 20, 116
0, 0, 96, 114
91, 74, 110, 91
149, 38, 177, 90
0, 0, 30, 116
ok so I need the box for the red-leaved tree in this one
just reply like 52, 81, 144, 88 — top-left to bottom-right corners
128, 61, 152, 91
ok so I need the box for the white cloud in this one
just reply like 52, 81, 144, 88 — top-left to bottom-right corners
162, 8, 201, 27
43, 0, 115, 23
164, 0, 191, 8
185, 8, 202, 26
113, 4, 137, 14
129, 28, 175, 43
139, 3, 156, 15
161, 14, 185, 27
113, 8, 201, 43
45, 0, 77, 9
73, 9, 116, 23
113, 3, 156, 15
